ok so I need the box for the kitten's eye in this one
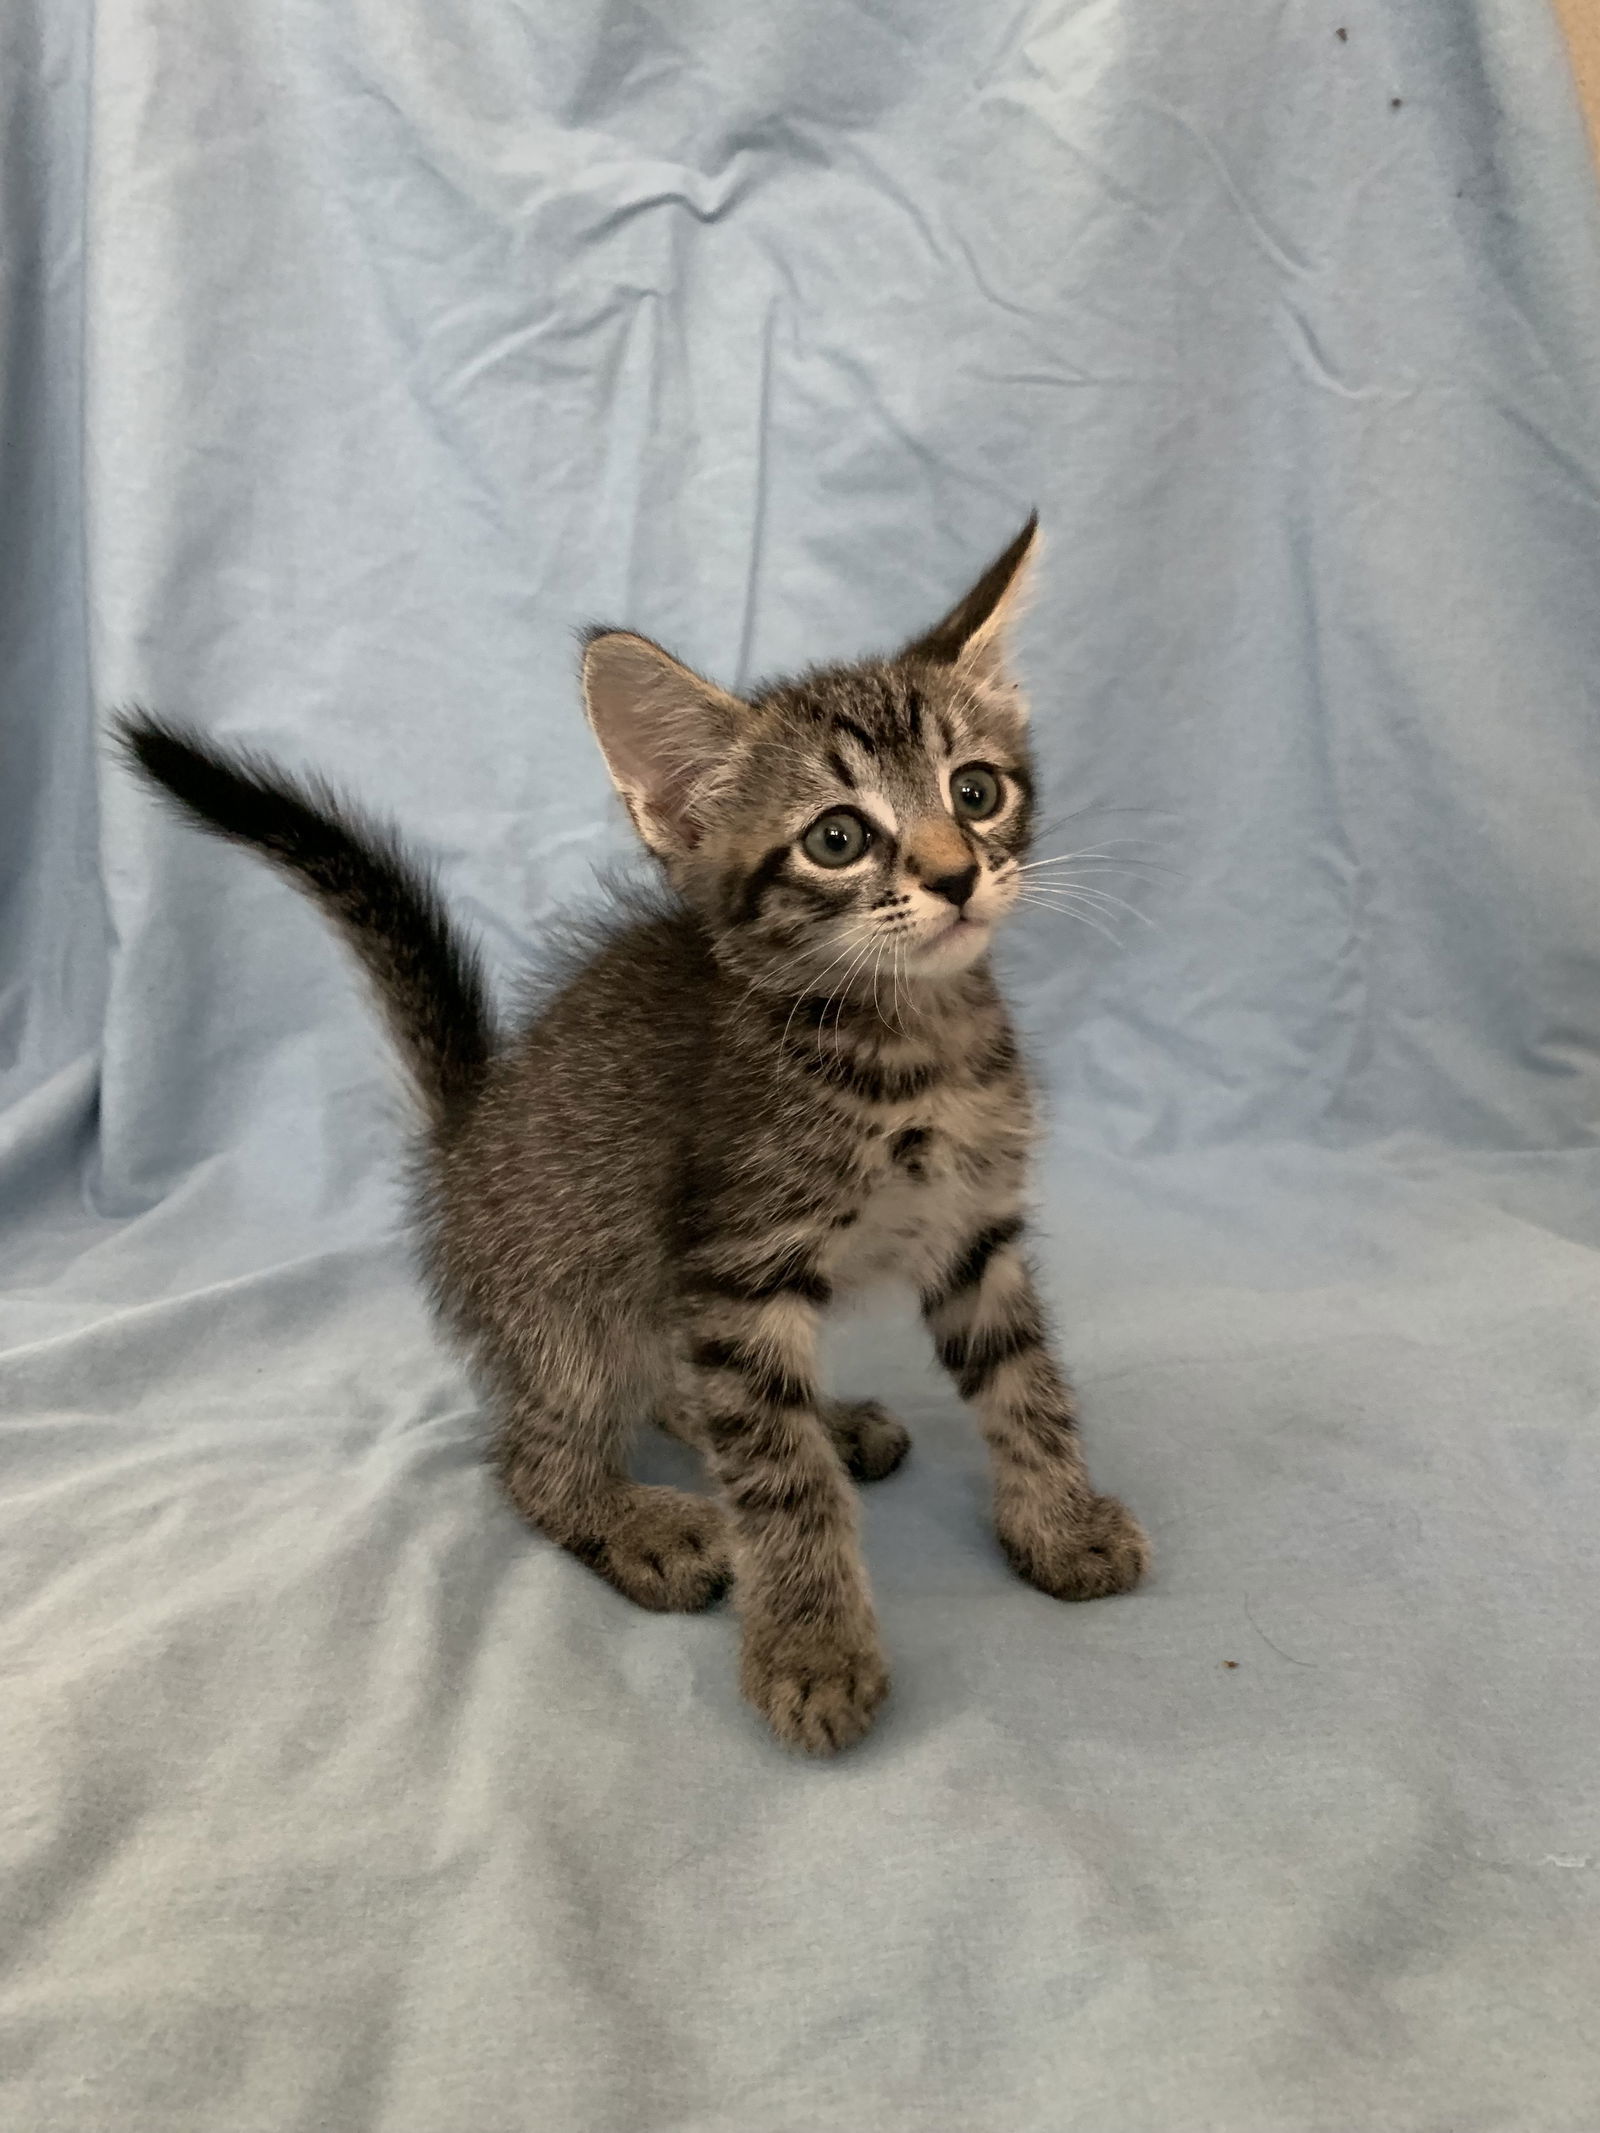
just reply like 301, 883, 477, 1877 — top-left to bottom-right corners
951, 764, 1002, 821
801, 810, 872, 868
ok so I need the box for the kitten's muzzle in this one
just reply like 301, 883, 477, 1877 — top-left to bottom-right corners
925, 863, 980, 910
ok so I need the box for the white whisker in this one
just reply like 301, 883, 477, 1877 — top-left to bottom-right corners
771, 928, 869, 1088
1016, 894, 1122, 945
1018, 847, 1178, 878
1021, 888, 1134, 925
1023, 880, 1154, 926
819, 933, 882, 1062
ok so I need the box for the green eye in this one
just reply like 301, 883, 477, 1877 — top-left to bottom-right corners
801, 810, 871, 868
951, 764, 1002, 820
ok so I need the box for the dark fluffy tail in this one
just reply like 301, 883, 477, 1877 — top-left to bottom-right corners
118, 713, 494, 1127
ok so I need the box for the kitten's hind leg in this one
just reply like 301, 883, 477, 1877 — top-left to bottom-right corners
493, 1364, 732, 1613
819, 1398, 910, 1483
660, 1380, 909, 1484
567, 1485, 731, 1612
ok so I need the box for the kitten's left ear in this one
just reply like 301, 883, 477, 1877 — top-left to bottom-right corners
902, 512, 1039, 689
581, 630, 749, 858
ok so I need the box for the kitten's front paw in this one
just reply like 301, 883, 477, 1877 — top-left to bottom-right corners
742, 1626, 890, 1755
997, 1492, 1149, 1601
824, 1398, 911, 1483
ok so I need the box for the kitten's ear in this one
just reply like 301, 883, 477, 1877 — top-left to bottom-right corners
581, 630, 749, 857
903, 512, 1039, 688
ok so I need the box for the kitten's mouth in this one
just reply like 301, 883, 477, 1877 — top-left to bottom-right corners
914, 911, 990, 963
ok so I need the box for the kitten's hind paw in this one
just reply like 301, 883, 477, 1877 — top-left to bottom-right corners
823, 1398, 911, 1483
570, 1486, 732, 1612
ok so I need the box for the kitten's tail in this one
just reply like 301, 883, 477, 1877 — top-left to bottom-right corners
117, 713, 494, 1129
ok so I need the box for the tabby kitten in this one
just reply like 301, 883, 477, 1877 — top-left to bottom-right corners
122, 516, 1147, 1755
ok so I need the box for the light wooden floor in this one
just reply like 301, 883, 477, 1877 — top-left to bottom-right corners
1552, 0, 1600, 167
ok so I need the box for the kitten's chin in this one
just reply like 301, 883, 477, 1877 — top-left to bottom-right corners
910, 916, 993, 977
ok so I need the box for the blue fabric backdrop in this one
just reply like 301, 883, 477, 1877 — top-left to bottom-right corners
4, 3, 1600, 2127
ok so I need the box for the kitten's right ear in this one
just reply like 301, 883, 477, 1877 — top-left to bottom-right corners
581, 631, 749, 858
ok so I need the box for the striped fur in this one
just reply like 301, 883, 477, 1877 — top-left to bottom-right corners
122, 519, 1147, 1756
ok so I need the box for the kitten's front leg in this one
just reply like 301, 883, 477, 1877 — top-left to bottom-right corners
689, 1297, 888, 1754
922, 1215, 1149, 1599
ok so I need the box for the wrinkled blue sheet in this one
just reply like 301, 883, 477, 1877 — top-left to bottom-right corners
4, 3, 1600, 2127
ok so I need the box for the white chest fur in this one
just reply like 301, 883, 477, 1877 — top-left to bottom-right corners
823, 1072, 1031, 1298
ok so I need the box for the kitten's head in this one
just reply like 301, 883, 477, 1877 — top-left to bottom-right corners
582, 517, 1039, 998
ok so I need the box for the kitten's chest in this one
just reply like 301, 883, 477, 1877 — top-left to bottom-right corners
823, 1070, 1031, 1296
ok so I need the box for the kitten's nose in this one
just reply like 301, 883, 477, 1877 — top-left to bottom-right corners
926, 863, 979, 910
